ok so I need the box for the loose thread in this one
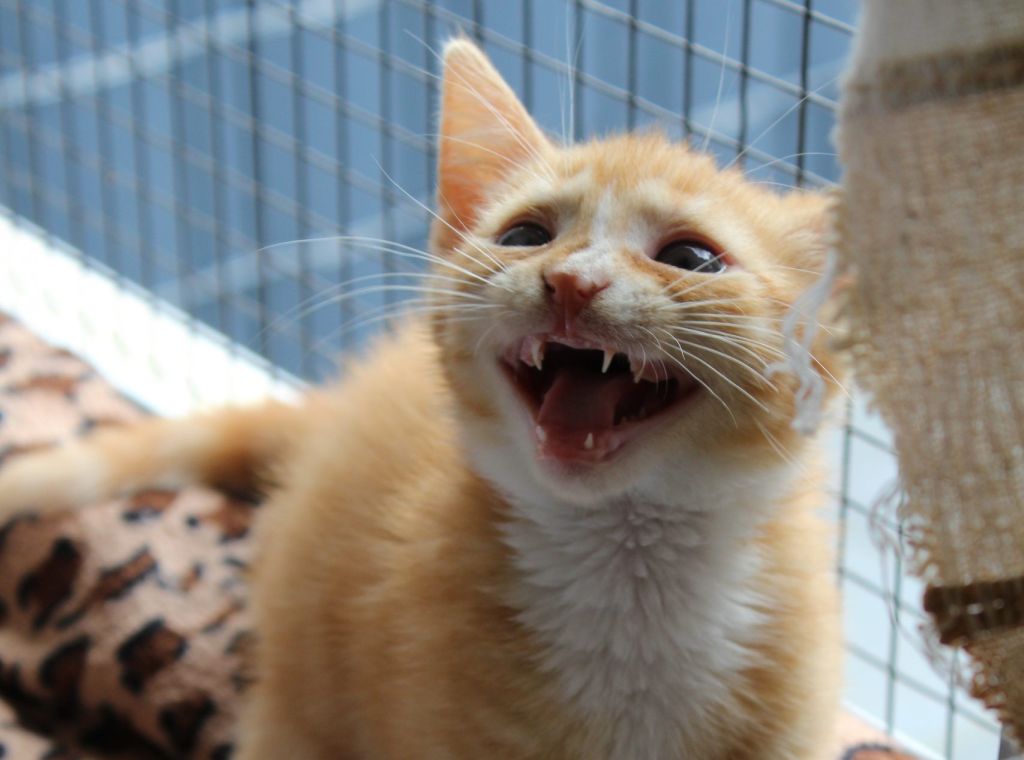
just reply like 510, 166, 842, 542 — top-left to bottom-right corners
866, 479, 975, 692
766, 246, 838, 435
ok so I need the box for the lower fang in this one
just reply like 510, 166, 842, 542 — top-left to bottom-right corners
584, 432, 595, 450
536, 425, 548, 443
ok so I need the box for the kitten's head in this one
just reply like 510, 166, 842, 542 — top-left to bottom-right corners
429, 40, 839, 505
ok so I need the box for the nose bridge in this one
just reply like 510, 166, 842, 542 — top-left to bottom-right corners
544, 185, 627, 281
544, 238, 616, 284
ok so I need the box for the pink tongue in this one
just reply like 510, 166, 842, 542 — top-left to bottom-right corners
537, 367, 635, 430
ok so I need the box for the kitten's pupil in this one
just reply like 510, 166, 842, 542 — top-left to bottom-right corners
656, 241, 725, 273
498, 223, 552, 247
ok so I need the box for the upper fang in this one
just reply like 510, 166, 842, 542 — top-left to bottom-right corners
520, 335, 545, 370
631, 355, 644, 383
601, 349, 614, 374
531, 341, 544, 370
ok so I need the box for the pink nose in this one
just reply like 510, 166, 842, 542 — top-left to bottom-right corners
543, 270, 609, 334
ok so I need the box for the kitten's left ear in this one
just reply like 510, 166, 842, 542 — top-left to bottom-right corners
437, 39, 551, 231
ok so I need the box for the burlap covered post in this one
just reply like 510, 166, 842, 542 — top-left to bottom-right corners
835, 0, 1024, 744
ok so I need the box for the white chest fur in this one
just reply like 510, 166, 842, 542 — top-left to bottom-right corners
501, 497, 764, 760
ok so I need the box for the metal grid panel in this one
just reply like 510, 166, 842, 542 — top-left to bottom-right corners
0, 2, 1004, 757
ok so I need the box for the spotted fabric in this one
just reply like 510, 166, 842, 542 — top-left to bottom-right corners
0, 312, 255, 758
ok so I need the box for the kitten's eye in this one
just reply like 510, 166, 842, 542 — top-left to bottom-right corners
497, 223, 552, 247
655, 241, 726, 273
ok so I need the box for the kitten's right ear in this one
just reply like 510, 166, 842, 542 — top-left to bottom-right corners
437, 39, 551, 231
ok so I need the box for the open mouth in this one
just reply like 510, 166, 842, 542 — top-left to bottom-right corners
500, 334, 700, 463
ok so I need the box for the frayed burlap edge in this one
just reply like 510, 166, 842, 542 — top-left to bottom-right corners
834, 25, 1024, 747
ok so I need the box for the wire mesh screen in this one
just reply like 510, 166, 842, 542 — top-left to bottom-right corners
0, 1, 1005, 758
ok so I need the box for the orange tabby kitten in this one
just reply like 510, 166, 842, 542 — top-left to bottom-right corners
0, 40, 842, 760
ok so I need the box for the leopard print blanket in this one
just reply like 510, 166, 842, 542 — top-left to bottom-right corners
0, 313, 255, 759
0, 311, 913, 760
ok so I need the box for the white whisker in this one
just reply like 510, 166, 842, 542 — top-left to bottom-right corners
312, 300, 500, 356
668, 335, 777, 390
639, 327, 736, 425
700, 7, 733, 155
310, 284, 490, 309
252, 234, 505, 291
743, 151, 838, 177
430, 134, 554, 187
661, 298, 757, 314
658, 255, 731, 294
668, 324, 782, 364
474, 314, 514, 356
660, 325, 776, 383
566, 4, 584, 144
261, 270, 485, 341
724, 75, 841, 172
374, 160, 509, 275
409, 34, 557, 178
651, 327, 771, 414
755, 421, 805, 471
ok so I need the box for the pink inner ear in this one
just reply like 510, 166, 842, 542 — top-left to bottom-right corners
437, 41, 550, 231
436, 144, 507, 230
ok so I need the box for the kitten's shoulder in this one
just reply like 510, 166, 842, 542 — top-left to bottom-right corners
276, 323, 460, 502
